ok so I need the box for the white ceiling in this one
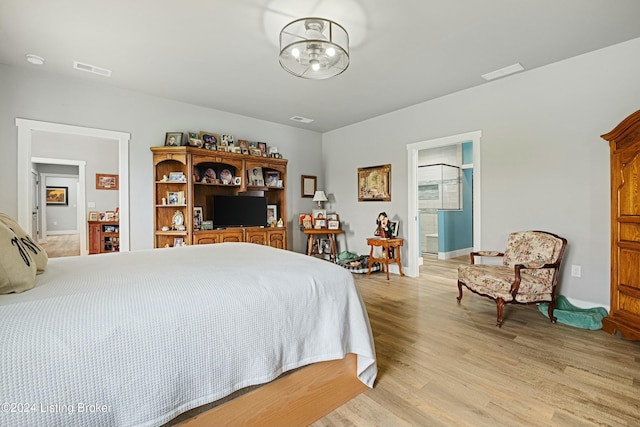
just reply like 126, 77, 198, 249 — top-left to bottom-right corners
2, 0, 640, 133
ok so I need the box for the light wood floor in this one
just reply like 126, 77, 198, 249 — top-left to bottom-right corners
39, 234, 80, 258
311, 255, 640, 427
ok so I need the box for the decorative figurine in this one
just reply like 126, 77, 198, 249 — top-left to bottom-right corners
276, 218, 284, 227
375, 212, 391, 239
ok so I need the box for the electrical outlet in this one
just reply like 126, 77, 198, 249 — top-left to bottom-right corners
571, 265, 581, 278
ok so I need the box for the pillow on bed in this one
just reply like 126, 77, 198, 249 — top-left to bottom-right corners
0, 212, 47, 273
0, 221, 37, 294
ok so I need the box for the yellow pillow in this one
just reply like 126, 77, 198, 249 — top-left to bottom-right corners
0, 212, 48, 274
0, 221, 37, 294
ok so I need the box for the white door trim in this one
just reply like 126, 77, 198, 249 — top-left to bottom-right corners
38, 169, 85, 248
16, 118, 130, 253
406, 130, 482, 277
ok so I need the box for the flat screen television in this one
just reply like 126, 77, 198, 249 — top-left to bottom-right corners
212, 195, 267, 228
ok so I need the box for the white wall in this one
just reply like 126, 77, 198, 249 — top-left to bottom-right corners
0, 64, 323, 253
323, 37, 640, 307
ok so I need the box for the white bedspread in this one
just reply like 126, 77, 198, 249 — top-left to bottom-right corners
0, 243, 377, 427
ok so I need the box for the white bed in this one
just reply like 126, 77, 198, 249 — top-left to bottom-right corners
0, 243, 377, 427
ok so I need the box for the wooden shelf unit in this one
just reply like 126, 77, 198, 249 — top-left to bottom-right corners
88, 221, 120, 254
151, 146, 287, 249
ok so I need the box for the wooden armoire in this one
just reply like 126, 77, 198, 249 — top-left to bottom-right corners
601, 109, 640, 340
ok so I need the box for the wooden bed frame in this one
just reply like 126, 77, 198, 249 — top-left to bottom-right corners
174, 354, 366, 426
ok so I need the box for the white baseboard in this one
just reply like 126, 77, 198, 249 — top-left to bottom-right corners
438, 247, 472, 260
47, 230, 78, 235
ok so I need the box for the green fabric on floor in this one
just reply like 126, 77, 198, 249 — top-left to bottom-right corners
337, 251, 359, 261
538, 296, 608, 330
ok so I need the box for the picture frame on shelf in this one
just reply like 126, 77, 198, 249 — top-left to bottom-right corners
96, 173, 119, 190
171, 210, 185, 230
201, 220, 213, 230
167, 191, 184, 205
388, 220, 399, 237
314, 219, 327, 229
88, 211, 99, 221
220, 134, 234, 147
165, 132, 183, 146
328, 219, 340, 230
320, 238, 331, 254
301, 175, 317, 198
267, 204, 277, 226
238, 139, 250, 150
265, 171, 279, 187
105, 211, 115, 222
358, 164, 391, 202
248, 167, 264, 186
299, 213, 313, 229
219, 168, 233, 184
326, 213, 339, 221
249, 148, 262, 156
193, 207, 203, 230
199, 132, 219, 150
312, 209, 326, 219
168, 172, 186, 182
258, 142, 268, 156
46, 186, 68, 205
173, 237, 184, 247
233, 176, 242, 185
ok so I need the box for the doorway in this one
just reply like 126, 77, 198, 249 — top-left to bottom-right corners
406, 130, 482, 277
16, 118, 130, 254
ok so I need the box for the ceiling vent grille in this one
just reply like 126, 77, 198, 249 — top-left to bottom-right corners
481, 63, 524, 81
289, 116, 314, 124
73, 61, 112, 77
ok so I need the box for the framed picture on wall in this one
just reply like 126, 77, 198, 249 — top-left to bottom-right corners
301, 175, 317, 198
46, 186, 68, 205
357, 164, 391, 201
96, 173, 119, 190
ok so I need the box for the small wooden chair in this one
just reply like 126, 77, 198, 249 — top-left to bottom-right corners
457, 230, 567, 327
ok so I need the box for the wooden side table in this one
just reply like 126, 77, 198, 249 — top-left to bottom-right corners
303, 229, 343, 261
366, 237, 404, 280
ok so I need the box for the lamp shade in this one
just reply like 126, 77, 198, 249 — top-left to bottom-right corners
279, 17, 349, 79
312, 190, 328, 202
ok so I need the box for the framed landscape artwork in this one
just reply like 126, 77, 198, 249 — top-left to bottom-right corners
46, 186, 68, 205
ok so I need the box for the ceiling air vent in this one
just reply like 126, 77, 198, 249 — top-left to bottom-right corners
481, 63, 524, 81
73, 61, 112, 77
289, 116, 314, 124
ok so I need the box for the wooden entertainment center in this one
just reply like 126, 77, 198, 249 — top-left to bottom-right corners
151, 146, 287, 249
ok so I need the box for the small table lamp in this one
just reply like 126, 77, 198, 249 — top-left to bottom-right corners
313, 190, 328, 208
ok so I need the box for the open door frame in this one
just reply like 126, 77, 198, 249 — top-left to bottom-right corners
406, 130, 482, 277
16, 118, 130, 254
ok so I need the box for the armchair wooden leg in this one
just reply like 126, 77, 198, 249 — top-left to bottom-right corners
547, 300, 557, 324
496, 298, 505, 328
457, 281, 464, 303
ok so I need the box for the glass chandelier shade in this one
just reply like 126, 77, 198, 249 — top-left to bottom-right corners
279, 17, 349, 79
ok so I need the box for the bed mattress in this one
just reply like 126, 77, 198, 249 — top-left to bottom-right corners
0, 243, 377, 427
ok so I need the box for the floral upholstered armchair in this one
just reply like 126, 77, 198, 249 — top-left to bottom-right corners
457, 230, 567, 327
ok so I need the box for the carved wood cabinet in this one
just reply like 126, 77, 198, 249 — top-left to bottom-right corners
601, 109, 640, 340
151, 146, 287, 249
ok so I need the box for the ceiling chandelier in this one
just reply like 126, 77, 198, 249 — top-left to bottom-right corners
279, 17, 349, 80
